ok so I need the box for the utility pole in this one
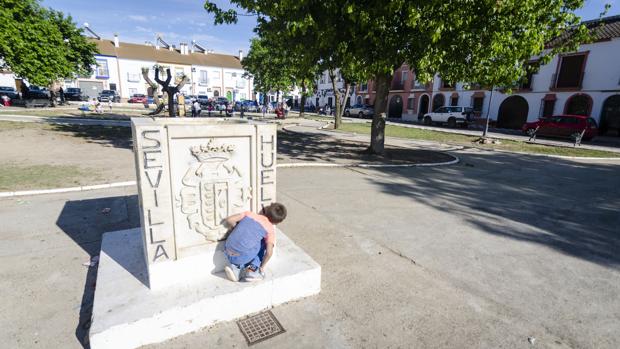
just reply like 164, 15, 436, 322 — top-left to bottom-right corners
482, 86, 495, 138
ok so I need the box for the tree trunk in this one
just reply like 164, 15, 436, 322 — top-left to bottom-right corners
369, 72, 392, 154
300, 80, 307, 119
168, 93, 175, 117
329, 70, 342, 129
340, 82, 351, 118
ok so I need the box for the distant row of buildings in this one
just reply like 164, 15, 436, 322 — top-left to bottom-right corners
0, 32, 253, 102
313, 15, 620, 135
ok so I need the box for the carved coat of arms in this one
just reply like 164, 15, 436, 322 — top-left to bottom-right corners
179, 140, 251, 241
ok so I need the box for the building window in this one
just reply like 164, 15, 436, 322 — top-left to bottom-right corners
473, 96, 484, 113
211, 71, 221, 83
402, 71, 408, 83
359, 83, 368, 92
96, 59, 109, 78
407, 97, 414, 110
109, 83, 117, 91
541, 99, 555, 117
441, 79, 454, 89
451, 96, 459, 106
199, 70, 208, 84
127, 72, 140, 82
554, 53, 587, 89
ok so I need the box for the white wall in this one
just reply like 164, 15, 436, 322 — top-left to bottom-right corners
0, 73, 16, 88
117, 58, 155, 98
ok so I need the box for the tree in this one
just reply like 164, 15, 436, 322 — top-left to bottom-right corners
0, 0, 97, 87
154, 67, 189, 117
242, 38, 294, 110
205, 0, 591, 153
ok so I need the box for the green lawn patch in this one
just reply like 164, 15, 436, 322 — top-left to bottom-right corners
0, 164, 96, 191
336, 123, 620, 158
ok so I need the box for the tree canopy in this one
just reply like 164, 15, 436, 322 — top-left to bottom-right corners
0, 0, 97, 86
205, 0, 592, 153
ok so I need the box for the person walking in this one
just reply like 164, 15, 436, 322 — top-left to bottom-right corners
193, 99, 201, 117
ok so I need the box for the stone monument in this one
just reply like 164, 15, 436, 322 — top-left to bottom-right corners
89, 118, 321, 349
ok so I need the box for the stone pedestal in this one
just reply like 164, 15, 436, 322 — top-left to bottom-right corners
89, 228, 320, 349
89, 118, 321, 348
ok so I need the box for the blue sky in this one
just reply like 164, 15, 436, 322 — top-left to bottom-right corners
41, 0, 618, 56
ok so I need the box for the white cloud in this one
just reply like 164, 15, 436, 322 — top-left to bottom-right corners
128, 15, 148, 22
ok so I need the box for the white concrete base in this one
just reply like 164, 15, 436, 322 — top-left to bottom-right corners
89, 228, 321, 349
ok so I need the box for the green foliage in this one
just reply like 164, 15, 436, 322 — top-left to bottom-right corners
0, 0, 97, 86
205, 0, 595, 150
242, 37, 295, 95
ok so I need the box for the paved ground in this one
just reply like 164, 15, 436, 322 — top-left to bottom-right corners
0, 123, 618, 348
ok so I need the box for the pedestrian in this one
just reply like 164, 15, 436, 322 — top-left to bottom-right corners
283, 102, 290, 118
95, 100, 103, 114
193, 99, 201, 117
108, 99, 113, 112
223, 203, 287, 282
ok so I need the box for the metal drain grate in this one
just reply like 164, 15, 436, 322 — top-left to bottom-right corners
237, 310, 286, 345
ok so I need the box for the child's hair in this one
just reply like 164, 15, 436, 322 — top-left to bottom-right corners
263, 203, 287, 224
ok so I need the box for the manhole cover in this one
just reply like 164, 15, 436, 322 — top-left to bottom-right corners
237, 310, 286, 345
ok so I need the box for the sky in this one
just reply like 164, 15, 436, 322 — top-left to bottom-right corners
41, 0, 619, 56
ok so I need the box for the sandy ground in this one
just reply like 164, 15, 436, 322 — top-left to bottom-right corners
0, 122, 135, 188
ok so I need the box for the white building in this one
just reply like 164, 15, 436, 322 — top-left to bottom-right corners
312, 69, 353, 109
52, 35, 251, 102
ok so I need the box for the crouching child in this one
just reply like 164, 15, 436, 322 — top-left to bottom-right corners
223, 203, 287, 282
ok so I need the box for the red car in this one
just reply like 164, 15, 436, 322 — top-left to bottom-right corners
522, 114, 598, 141
128, 94, 147, 103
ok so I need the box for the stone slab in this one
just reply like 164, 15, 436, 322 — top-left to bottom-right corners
89, 228, 321, 349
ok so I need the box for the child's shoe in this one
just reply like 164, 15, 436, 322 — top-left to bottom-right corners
224, 263, 241, 282
243, 267, 265, 282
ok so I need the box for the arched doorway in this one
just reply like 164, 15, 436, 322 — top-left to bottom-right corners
388, 95, 403, 118
497, 95, 529, 129
356, 96, 362, 105
418, 95, 430, 118
213, 90, 220, 97
600, 95, 620, 136
432, 94, 445, 111
564, 93, 592, 116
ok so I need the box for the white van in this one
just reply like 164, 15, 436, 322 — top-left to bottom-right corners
423, 106, 474, 128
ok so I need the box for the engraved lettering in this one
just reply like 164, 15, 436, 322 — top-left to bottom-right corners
261, 168, 275, 185
142, 130, 161, 149
260, 186, 273, 203
153, 244, 169, 261
143, 150, 162, 169
149, 226, 166, 244
147, 209, 164, 226
145, 169, 163, 188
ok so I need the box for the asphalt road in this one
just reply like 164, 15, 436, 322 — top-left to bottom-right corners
0, 144, 618, 348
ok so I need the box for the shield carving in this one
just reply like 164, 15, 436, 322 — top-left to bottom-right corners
179, 140, 251, 241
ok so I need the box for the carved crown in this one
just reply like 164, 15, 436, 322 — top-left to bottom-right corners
191, 140, 235, 162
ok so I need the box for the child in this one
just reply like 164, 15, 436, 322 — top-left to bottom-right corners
193, 99, 201, 117
223, 203, 287, 282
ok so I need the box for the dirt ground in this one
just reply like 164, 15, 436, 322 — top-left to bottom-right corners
0, 122, 135, 190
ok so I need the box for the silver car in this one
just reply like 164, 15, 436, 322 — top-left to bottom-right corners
345, 104, 374, 118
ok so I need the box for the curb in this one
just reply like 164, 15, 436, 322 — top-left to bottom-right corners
0, 155, 460, 198
0, 181, 137, 198
304, 123, 620, 161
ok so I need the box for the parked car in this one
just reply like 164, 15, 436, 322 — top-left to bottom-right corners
423, 106, 474, 127
128, 94, 148, 103
0, 86, 19, 100
195, 95, 210, 106
64, 87, 87, 101
344, 104, 374, 118
242, 100, 259, 112
98, 90, 121, 102
522, 114, 598, 141
215, 97, 229, 111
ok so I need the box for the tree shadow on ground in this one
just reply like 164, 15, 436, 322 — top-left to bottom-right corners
56, 195, 140, 348
363, 151, 620, 268
278, 129, 455, 164
49, 123, 133, 149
